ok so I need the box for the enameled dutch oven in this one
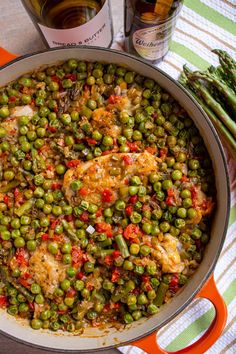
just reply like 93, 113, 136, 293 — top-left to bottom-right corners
0, 46, 230, 354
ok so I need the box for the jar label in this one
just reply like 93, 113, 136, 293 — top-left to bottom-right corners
38, 0, 112, 48
133, 18, 176, 60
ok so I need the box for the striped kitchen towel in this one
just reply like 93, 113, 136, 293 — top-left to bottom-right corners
112, 0, 236, 353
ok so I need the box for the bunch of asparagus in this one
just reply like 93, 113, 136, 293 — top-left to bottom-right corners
179, 50, 236, 158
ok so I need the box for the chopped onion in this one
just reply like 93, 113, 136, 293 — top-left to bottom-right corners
86, 225, 95, 234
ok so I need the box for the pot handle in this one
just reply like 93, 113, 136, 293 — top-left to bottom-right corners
0, 47, 18, 66
132, 275, 227, 354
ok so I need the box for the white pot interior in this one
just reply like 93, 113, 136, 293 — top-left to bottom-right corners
0, 48, 230, 351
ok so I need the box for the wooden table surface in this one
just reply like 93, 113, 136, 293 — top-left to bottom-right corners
0, 1, 123, 353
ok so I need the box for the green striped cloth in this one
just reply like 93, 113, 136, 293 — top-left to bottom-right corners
113, 0, 236, 352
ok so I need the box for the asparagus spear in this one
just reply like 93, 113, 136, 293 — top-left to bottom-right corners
183, 66, 236, 139
213, 49, 236, 89
0, 266, 34, 303
179, 74, 236, 158
189, 70, 236, 114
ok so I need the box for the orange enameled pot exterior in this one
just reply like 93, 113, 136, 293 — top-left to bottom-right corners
0, 47, 229, 354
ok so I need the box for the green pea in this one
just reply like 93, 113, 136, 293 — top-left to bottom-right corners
60, 279, 71, 291
27, 240, 37, 251
71, 111, 79, 121
125, 72, 135, 84
172, 170, 183, 181
102, 136, 113, 146
130, 211, 142, 223
14, 237, 25, 248
48, 242, 59, 255
1, 230, 11, 240
62, 254, 72, 265
40, 216, 50, 227
52, 205, 62, 216
61, 243, 72, 254
0, 127, 7, 138
61, 113, 71, 125
0, 107, 10, 118
19, 77, 32, 87
20, 215, 31, 225
71, 180, 83, 191
86, 76, 96, 85
162, 180, 173, 190
31, 283, 41, 294
128, 186, 139, 195
183, 198, 192, 208
177, 207, 187, 218
175, 218, 186, 229
0, 94, 9, 105
140, 244, 151, 256
31, 319, 42, 330
34, 187, 44, 198
4, 170, 14, 181
181, 189, 191, 198
189, 159, 200, 170
84, 262, 94, 273
123, 260, 134, 271
74, 280, 84, 291
137, 293, 148, 305
142, 222, 152, 234
159, 221, 170, 233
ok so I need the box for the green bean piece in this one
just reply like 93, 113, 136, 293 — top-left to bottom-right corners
14, 199, 35, 217
154, 282, 169, 307
115, 234, 130, 258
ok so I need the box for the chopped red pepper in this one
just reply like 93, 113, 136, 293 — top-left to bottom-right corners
65, 215, 74, 222
76, 271, 84, 280
124, 224, 140, 240
86, 138, 97, 145
0, 295, 7, 308
104, 256, 113, 266
42, 233, 49, 241
127, 141, 139, 152
9, 96, 16, 102
19, 279, 29, 288
3, 195, 9, 206
112, 250, 121, 259
95, 222, 113, 238
79, 187, 88, 197
80, 211, 89, 222
191, 186, 198, 208
169, 274, 179, 293
166, 196, 175, 206
50, 219, 59, 229
125, 205, 133, 216
111, 268, 120, 282
67, 160, 80, 168
96, 209, 103, 217
51, 183, 62, 190
72, 246, 84, 268
123, 155, 133, 165
101, 188, 113, 203
181, 175, 189, 182
14, 188, 20, 199
167, 188, 175, 197
145, 146, 157, 155
108, 95, 122, 104
16, 248, 28, 266
51, 75, 60, 83
66, 288, 77, 298
129, 195, 138, 204
65, 73, 77, 81
159, 148, 167, 158
47, 126, 57, 133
